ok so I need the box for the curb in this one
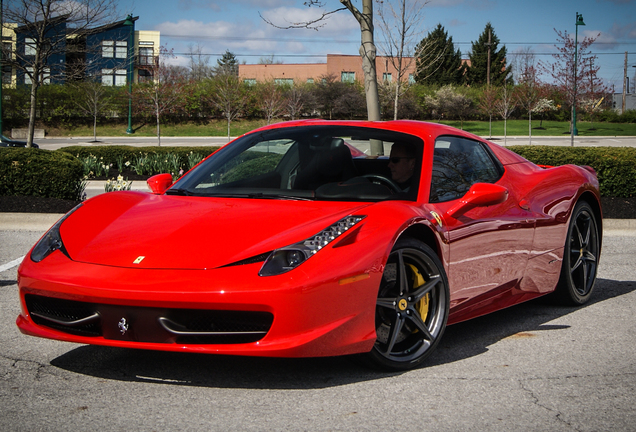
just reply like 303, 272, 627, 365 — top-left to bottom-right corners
1, 212, 634, 234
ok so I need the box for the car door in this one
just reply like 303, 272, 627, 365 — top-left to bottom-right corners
429, 136, 536, 320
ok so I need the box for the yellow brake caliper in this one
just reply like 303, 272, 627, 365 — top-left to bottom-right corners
406, 263, 429, 323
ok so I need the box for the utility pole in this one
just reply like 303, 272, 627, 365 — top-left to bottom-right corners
623, 52, 628, 114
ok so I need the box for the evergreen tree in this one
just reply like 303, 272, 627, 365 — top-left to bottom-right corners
466, 23, 512, 86
415, 24, 465, 86
214, 50, 239, 76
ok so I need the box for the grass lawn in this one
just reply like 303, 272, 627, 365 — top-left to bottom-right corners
438, 119, 636, 137
49, 118, 636, 138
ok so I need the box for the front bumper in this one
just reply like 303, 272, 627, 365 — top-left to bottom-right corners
17, 249, 380, 358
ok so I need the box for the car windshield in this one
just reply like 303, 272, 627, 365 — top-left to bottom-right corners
170, 125, 423, 202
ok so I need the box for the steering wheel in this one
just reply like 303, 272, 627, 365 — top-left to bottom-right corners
362, 174, 402, 193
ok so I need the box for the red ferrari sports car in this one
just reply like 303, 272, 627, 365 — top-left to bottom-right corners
17, 120, 602, 370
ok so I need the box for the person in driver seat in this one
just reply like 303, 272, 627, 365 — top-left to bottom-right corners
388, 142, 417, 191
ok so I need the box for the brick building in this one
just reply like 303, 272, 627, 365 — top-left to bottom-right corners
239, 54, 417, 85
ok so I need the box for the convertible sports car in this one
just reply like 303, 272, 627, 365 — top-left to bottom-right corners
17, 120, 602, 370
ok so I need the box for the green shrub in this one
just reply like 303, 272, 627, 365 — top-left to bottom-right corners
57, 146, 219, 178
509, 146, 636, 198
0, 148, 85, 200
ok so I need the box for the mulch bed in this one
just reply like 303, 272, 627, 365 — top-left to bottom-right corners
0, 194, 634, 218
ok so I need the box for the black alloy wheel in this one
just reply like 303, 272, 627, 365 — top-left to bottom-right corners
365, 238, 449, 371
555, 201, 600, 305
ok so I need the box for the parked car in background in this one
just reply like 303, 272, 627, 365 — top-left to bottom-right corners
1, 135, 39, 148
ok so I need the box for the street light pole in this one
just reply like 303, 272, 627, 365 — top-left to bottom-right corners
1, 0, 4, 138
124, 15, 134, 134
571, 12, 585, 146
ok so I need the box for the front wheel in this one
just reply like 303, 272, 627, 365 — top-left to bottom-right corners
553, 201, 600, 305
364, 238, 449, 371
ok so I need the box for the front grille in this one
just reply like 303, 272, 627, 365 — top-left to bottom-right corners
26, 294, 101, 336
24, 294, 273, 344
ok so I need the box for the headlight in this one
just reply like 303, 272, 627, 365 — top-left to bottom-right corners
259, 215, 365, 276
31, 204, 82, 263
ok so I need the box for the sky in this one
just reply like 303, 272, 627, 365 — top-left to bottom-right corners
124, 0, 636, 92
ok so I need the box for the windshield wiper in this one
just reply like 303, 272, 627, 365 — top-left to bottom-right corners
165, 188, 193, 196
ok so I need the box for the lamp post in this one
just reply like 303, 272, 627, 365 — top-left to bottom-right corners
123, 15, 134, 134
1, 0, 4, 138
571, 12, 585, 146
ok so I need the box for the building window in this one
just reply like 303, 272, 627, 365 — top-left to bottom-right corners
25, 38, 36, 56
307, 78, 314, 84
408, 74, 415, 85
25, 67, 50, 85
383, 73, 392, 83
274, 78, 294, 86
138, 47, 154, 65
115, 41, 128, 59
102, 41, 114, 58
102, 69, 127, 86
341, 71, 355, 83
137, 69, 153, 83
244, 78, 256, 86
2, 42, 12, 60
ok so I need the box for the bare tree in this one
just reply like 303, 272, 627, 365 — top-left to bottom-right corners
514, 51, 542, 145
478, 86, 498, 139
3, 0, 119, 147
258, 81, 285, 125
495, 82, 516, 144
186, 43, 213, 80
206, 73, 247, 140
262, 0, 383, 154
71, 80, 115, 142
541, 28, 604, 138
135, 47, 187, 146
284, 85, 312, 120
376, 0, 427, 120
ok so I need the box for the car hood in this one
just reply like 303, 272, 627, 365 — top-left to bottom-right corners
60, 191, 372, 269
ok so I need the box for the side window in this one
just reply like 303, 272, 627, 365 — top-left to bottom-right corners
430, 136, 502, 203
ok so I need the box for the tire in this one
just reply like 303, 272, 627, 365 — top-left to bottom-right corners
364, 238, 449, 371
553, 201, 600, 305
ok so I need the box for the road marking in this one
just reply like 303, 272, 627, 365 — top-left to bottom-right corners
0, 256, 25, 273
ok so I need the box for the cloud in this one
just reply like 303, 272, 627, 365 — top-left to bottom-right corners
447, 19, 467, 28
177, 0, 293, 12
586, 30, 619, 50
428, 0, 496, 9
608, 22, 636, 40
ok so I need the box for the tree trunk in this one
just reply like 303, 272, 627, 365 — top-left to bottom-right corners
393, 81, 400, 121
528, 111, 532, 145
27, 82, 38, 148
341, 0, 382, 155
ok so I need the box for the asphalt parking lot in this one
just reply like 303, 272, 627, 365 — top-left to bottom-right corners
0, 223, 634, 431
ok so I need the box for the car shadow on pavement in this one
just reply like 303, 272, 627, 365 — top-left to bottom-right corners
50, 278, 635, 389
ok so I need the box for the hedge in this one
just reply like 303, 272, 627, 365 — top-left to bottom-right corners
1, 145, 635, 200
509, 146, 636, 198
0, 148, 84, 200
56, 145, 220, 170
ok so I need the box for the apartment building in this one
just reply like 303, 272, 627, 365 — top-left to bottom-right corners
1, 15, 160, 87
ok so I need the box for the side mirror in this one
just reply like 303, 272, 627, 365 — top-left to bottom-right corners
147, 173, 173, 194
445, 183, 508, 218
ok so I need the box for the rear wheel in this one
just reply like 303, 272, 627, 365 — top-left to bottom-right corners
365, 238, 449, 371
554, 201, 600, 305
